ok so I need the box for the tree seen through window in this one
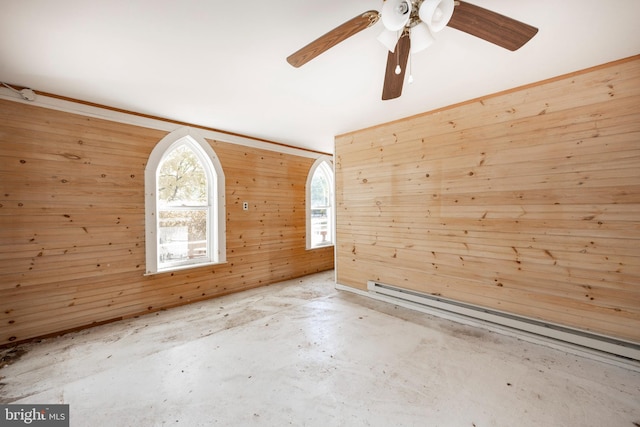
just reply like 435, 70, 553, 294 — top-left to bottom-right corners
157, 144, 209, 266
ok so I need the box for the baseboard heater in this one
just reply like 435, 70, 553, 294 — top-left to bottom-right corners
366, 280, 640, 367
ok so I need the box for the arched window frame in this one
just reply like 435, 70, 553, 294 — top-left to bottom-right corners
145, 127, 226, 274
306, 156, 334, 250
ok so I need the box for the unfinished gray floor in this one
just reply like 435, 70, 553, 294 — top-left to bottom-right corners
1, 270, 639, 426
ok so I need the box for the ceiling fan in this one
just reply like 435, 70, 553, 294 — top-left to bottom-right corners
286, 0, 538, 100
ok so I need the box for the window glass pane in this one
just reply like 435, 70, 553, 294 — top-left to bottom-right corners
158, 209, 207, 265
311, 169, 329, 208
147, 131, 226, 274
308, 161, 333, 248
158, 145, 207, 207
311, 208, 330, 246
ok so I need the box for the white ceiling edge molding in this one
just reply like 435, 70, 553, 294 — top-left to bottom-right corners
0, 88, 329, 160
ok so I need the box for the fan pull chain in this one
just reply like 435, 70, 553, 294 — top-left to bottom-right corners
408, 54, 414, 83
394, 30, 402, 74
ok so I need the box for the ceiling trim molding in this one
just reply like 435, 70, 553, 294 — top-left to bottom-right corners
0, 88, 331, 159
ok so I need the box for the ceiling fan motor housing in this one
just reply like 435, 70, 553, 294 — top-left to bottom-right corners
381, 0, 455, 32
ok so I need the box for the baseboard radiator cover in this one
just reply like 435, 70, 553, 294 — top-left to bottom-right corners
365, 280, 640, 369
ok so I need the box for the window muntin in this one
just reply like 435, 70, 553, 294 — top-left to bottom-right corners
307, 158, 334, 249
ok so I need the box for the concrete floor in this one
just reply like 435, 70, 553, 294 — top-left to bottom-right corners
1, 270, 639, 426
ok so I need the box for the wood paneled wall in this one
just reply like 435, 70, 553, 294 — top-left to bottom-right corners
0, 100, 333, 346
335, 56, 640, 343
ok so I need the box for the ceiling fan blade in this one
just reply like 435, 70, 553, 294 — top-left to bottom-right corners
447, 1, 538, 51
287, 11, 380, 68
382, 33, 411, 100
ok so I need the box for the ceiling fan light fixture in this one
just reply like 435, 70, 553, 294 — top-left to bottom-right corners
419, 0, 455, 33
409, 22, 435, 54
377, 29, 400, 52
286, 1, 539, 101
381, 0, 412, 31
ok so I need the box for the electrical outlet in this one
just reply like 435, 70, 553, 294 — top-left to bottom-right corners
242, 201, 249, 211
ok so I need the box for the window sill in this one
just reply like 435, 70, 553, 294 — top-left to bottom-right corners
307, 244, 334, 250
144, 260, 227, 276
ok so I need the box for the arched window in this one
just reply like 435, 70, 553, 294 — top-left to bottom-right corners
145, 128, 225, 274
306, 156, 334, 249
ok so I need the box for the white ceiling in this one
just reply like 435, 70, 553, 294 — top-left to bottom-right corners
1, 0, 639, 154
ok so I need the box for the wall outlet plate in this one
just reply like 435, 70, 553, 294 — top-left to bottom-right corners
243, 201, 249, 211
